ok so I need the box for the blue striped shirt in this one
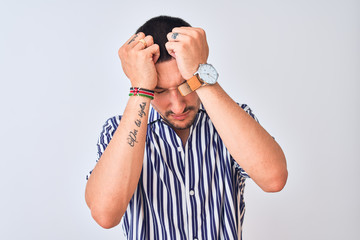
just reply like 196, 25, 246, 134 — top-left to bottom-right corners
90, 103, 258, 239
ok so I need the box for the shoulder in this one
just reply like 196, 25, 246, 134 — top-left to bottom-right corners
96, 115, 122, 160
97, 115, 122, 142
101, 115, 122, 131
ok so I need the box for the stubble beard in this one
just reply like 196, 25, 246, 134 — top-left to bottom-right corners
162, 106, 197, 130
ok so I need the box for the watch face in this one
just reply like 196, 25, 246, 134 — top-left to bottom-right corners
198, 64, 218, 84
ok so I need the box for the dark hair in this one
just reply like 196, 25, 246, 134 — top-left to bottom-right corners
136, 15, 191, 63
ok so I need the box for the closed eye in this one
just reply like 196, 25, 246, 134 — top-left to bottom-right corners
154, 84, 182, 94
155, 89, 166, 94
154, 86, 168, 94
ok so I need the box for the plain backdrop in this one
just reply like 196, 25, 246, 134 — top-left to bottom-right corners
1, 0, 359, 239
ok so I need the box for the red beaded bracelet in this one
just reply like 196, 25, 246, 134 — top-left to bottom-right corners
129, 87, 154, 100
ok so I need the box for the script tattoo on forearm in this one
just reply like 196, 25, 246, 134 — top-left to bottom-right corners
127, 102, 147, 147
128, 34, 139, 45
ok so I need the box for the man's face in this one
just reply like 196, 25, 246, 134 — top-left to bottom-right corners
152, 59, 201, 130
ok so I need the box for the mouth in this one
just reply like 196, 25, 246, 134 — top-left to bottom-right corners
171, 110, 190, 121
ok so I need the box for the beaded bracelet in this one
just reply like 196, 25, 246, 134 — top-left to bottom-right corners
129, 87, 155, 100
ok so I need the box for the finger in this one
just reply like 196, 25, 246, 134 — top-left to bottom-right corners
134, 35, 154, 51
126, 32, 145, 46
171, 27, 194, 35
172, 27, 204, 38
143, 44, 160, 62
166, 32, 184, 42
150, 44, 160, 63
144, 35, 154, 46
165, 41, 177, 58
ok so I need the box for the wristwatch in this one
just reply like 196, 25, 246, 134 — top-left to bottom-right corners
178, 63, 219, 96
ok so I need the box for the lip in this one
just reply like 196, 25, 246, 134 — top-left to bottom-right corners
171, 111, 190, 121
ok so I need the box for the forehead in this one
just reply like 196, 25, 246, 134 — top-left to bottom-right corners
155, 59, 185, 88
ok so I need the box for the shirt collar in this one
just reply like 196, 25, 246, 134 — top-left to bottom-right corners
148, 105, 162, 124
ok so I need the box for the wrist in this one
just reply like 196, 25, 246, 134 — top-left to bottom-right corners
178, 63, 218, 96
130, 78, 157, 91
129, 87, 155, 100
182, 65, 200, 80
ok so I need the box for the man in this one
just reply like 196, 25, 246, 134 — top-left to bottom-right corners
85, 15, 288, 239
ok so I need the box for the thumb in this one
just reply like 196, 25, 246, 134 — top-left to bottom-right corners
146, 44, 160, 63
165, 42, 176, 59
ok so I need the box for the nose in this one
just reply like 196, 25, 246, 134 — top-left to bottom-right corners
169, 89, 186, 114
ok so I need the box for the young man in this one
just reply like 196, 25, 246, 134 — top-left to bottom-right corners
85, 15, 288, 239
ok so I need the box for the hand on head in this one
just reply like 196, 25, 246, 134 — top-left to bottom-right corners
165, 27, 209, 80
118, 32, 160, 90
118, 27, 209, 89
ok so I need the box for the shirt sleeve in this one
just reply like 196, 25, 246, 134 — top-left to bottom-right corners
86, 115, 122, 180
232, 104, 260, 178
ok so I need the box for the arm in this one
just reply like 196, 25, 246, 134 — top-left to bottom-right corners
166, 27, 287, 192
85, 33, 160, 228
196, 83, 287, 192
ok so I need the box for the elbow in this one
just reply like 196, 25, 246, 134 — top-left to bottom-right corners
262, 149, 288, 193
85, 193, 124, 229
90, 207, 123, 229
262, 168, 288, 193
85, 184, 125, 229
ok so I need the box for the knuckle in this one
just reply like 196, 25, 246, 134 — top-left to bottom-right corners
194, 28, 205, 38
137, 32, 145, 38
147, 35, 154, 45
118, 47, 125, 56
194, 30, 201, 38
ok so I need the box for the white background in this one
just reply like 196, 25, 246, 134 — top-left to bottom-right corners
1, 0, 359, 239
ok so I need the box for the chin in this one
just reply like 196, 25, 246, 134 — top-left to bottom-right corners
171, 121, 193, 130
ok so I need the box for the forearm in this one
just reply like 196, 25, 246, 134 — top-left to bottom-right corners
85, 96, 151, 228
196, 83, 287, 192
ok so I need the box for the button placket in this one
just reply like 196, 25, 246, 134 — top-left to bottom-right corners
184, 139, 191, 239
185, 139, 199, 239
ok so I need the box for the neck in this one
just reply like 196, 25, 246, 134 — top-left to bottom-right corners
174, 128, 190, 147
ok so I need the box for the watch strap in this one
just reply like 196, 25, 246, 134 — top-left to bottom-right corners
178, 75, 203, 96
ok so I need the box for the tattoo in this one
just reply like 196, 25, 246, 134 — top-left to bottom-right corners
135, 119, 141, 127
128, 34, 138, 45
138, 102, 146, 118
127, 102, 147, 147
171, 32, 179, 40
127, 129, 138, 147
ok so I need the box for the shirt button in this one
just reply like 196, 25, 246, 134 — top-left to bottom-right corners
177, 146, 182, 152
189, 190, 195, 196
